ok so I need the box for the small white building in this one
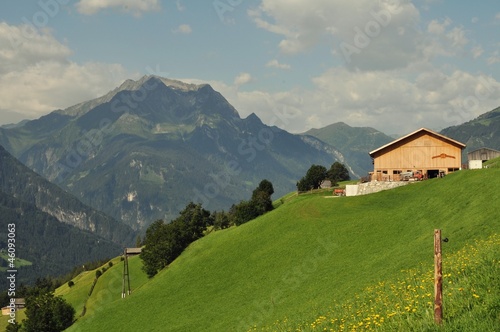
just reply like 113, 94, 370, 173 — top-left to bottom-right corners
468, 160, 483, 169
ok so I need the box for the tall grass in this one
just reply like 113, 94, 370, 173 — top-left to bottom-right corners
265, 234, 500, 331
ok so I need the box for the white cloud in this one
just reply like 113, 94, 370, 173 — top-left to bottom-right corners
173, 24, 192, 34
76, 0, 160, 16
423, 18, 469, 59
234, 72, 253, 86
487, 51, 500, 65
471, 46, 483, 59
0, 22, 131, 124
176, 0, 185, 11
266, 59, 291, 70
182, 64, 500, 136
250, 0, 422, 71
0, 22, 72, 74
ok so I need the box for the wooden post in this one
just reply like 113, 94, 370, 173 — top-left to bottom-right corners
122, 249, 127, 298
434, 229, 443, 324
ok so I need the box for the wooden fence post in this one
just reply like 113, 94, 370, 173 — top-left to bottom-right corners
434, 229, 443, 324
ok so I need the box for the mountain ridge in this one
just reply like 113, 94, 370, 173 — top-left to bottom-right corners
0, 76, 347, 229
440, 106, 500, 159
0, 145, 135, 245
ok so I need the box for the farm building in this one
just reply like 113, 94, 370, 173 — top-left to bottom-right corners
369, 128, 466, 181
467, 148, 500, 169
467, 147, 500, 162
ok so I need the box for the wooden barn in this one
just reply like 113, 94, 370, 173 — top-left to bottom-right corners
467, 147, 500, 162
369, 128, 466, 181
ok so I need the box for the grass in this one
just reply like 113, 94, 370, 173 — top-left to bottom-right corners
64, 167, 500, 332
484, 156, 500, 168
0, 255, 148, 330
0, 253, 32, 272
268, 233, 500, 331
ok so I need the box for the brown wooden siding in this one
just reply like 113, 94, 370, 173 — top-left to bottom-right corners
371, 131, 464, 178
467, 148, 500, 161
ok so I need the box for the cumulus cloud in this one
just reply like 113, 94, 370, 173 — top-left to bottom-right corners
76, 0, 160, 16
266, 59, 291, 70
172, 24, 192, 34
0, 22, 131, 124
234, 72, 253, 86
423, 18, 470, 61
0, 23, 72, 74
249, 0, 422, 71
181, 63, 500, 136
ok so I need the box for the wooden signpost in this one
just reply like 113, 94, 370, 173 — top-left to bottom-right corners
434, 229, 443, 325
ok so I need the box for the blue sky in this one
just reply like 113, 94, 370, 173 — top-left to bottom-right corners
0, 0, 499, 134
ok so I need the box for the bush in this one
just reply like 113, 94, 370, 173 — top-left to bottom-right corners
95, 270, 102, 279
67, 281, 74, 288
108, 261, 113, 268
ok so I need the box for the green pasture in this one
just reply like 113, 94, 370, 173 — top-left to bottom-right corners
65, 167, 500, 331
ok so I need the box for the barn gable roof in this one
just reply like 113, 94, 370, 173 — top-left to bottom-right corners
467, 147, 500, 155
369, 128, 466, 157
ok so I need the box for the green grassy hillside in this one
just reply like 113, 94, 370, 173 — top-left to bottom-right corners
484, 156, 500, 168
63, 168, 500, 331
0, 255, 148, 331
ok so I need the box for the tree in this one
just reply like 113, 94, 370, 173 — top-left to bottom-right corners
176, 202, 213, 243
253, 179, 274, 197
23, 293, 75, 332
213, 211, 231, 230
327, 162, 350, 186
140, 203, 214, 278
296, 165, 327, 191
135, 234, 143, 247
140, 220, 172, 278
230, 201, 260, 226
251, 179, 274, 215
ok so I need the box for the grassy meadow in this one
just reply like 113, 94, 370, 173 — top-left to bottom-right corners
0, 255, 148, 331
61, 167, 500, 331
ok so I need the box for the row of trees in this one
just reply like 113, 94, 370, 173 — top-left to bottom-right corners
140, 180, 274, 277
296, 162, 350, 191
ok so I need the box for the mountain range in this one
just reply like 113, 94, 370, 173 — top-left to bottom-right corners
0, 76, 346, 230
0, 75, 498, 233
0, 146, 128, 288
440, 106, 500, 159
